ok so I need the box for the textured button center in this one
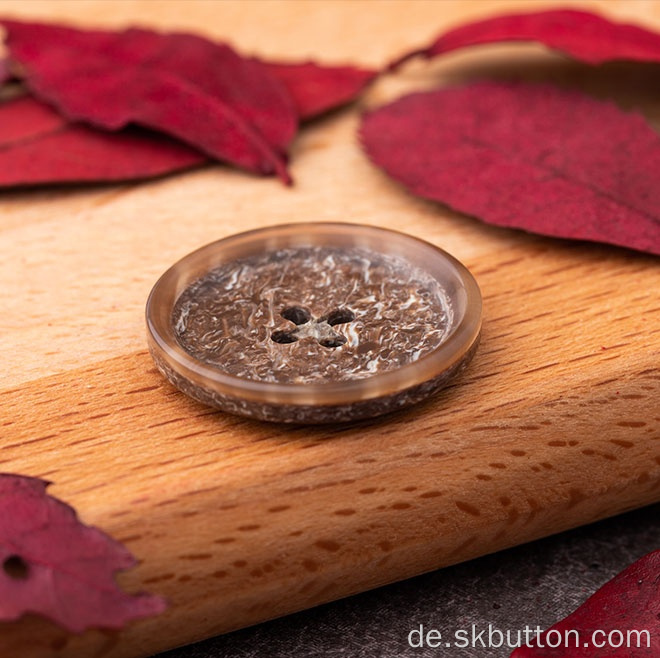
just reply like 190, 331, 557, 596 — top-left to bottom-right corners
173, 245, 452, 384
271, 305, 356, 348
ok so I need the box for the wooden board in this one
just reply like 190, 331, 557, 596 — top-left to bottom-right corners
1, 1, 659, 656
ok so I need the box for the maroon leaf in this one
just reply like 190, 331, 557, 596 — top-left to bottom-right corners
1, 20, 296, 183
0, 59, 9, 85
0, 474, 166, 632
0, 95, 207, 187
261, 60, 377, 120
360, 81, 660, 255
511, 550, 660, 657
392, 8, 660, 69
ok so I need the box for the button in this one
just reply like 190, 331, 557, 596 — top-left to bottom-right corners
146, 223, 482, 423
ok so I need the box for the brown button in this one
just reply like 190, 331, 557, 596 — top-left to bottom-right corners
146, 223, 481, 423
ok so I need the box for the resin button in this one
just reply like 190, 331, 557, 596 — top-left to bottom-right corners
146, 223, 482, 423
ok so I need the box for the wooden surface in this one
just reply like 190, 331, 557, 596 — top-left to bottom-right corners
1, 1, 659, 657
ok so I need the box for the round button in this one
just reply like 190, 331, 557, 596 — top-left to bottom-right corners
146, 223, 482, 423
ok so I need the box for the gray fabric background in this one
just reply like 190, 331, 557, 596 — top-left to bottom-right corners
158, 504, 659, 657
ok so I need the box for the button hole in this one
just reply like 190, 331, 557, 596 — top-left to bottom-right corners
319, 335, 347, 349
325, 308, 355, 326
281, 306, 311, 325
271, 330, 298, 344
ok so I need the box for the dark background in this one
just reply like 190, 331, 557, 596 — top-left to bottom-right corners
159, 503, 659, 658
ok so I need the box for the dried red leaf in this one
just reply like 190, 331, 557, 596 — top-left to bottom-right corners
0, 60, 9, 85
1, 20, 296, 182
0, 95, 207, 187
511, 550, 660, 657
392, 8, 660, 69
261, 60, 376, 120
360, 81, 660, 255
0, 474, 166, 632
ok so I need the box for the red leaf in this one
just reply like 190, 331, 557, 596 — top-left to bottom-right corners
511, 550, 660, 657
261, 60, 376, 120
0, 60, 9, 85
360, 81, 660, 255
0, 474, 166, 632
1, 20, 296, 183
0, 95, 207, 186
392, 8, 660, 69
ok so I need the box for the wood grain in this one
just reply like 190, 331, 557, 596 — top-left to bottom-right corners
0, 1, 659, 656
